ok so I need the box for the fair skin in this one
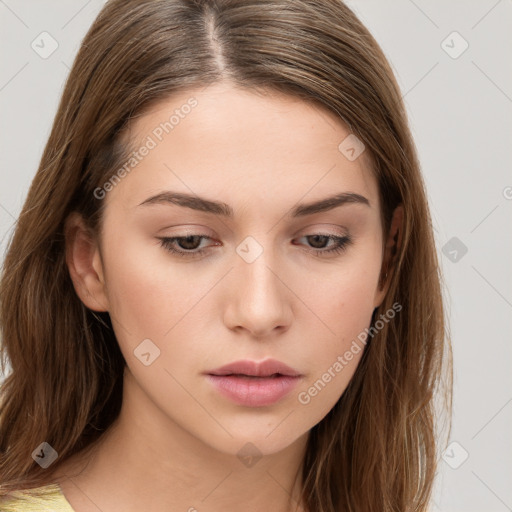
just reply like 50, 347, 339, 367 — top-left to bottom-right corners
57, 81, 403, 512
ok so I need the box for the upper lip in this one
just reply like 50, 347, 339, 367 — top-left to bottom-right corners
207, 359, 302, 377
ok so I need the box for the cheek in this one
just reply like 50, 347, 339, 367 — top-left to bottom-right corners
294, 253, 380, 400
293, 286, 373, 418
101, 234, 193, 340
300, 249, 381, 335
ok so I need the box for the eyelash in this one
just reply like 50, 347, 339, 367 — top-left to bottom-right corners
157, 233, 353, 259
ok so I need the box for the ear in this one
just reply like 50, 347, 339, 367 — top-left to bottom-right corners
64, 212, 109, 312
373, 203, 404, 308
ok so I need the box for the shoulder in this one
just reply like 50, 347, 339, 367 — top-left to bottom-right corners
0, 483, 75, 512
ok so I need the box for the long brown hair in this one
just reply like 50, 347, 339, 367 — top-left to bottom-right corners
0, 0, 452, 510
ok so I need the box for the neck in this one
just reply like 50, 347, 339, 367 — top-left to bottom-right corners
56, 369, 309, 512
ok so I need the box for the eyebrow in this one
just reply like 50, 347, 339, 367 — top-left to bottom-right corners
138, 190, 370, 217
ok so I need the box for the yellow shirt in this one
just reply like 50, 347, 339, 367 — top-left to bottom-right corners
0, 484, 75, 511
0, 484, 437, 511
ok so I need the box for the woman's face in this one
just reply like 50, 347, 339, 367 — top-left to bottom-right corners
72, 81, 392, 457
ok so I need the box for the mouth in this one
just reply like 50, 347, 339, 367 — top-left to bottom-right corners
211, 373, 289, 378
207, 358, 302, 378
205, 359, 303, 407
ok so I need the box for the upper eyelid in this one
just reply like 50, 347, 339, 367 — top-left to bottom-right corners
160, 224, 349, 238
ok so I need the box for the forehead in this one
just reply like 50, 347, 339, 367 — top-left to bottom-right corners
106, 82, 379, 216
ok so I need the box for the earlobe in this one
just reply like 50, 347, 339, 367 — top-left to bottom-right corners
64, 212, 109, 312
375, 204, 404, 305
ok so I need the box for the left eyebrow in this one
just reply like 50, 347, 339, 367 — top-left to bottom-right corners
291, 192, 370, 216
137, 191, 370, 217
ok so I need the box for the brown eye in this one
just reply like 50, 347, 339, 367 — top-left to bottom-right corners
294, 234, 353, 256
158, 235, 215, 258
175, 235, 203, 250
306, 234, 331, 249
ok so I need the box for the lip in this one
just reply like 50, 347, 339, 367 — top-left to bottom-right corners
205, 359, 303, 407
208, 359, 301, 378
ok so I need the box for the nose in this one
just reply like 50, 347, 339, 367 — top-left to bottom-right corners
223, 241, 293, 339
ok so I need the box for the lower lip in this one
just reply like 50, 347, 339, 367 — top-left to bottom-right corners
206, 374, 301, 407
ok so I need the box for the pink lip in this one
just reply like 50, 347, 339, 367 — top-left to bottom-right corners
205, 359, 303, 407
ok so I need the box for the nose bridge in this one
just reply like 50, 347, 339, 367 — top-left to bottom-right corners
236, 234, 282, 304
227, 234, 291, 335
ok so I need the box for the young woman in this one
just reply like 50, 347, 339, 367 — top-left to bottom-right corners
0, 0, 452, 511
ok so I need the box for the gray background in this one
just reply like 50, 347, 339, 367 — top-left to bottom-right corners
1, 1, 511, 510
